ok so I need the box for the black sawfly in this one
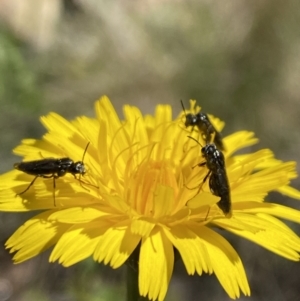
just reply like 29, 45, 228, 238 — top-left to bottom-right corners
188, 136, 232, 217
181, 100, 225, 151
14, 142, 96, 206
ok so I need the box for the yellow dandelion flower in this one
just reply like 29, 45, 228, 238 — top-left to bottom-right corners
1, 96, 300, 301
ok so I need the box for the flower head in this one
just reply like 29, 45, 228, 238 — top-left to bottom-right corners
1, 96, 300, 300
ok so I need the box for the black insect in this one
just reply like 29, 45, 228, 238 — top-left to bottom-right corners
14, 142, 93, 206
181, 100, 225, 151
187, 136, 231, 217
198, 142, 231, 217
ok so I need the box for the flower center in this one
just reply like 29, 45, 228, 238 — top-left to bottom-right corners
127, 159, 179, 216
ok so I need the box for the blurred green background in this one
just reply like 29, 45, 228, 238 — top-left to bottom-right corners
1, 0, 300, 300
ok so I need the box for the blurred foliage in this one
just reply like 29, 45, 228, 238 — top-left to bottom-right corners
0, 0, 300, 300
0, 31, 40, 110
0, 29, 43, 173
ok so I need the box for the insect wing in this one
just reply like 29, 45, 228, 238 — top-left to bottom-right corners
209, 171, 229, 196
205, 115, 224, 150
14, 158, 62, 176
213, 132, 224, 151
209, 171, 231, 215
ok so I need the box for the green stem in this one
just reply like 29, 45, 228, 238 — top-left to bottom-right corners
126, 263, 149, 301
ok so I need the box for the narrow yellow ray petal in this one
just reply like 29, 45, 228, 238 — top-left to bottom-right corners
153, 185, 175, 217
123, 105, 149, 147
207, 114, 225, 132
50, 223, 104, 266
0, 187, 32, 211
190, 225, 250, 298
224, 131, 258, 156
93, 221, 140, 268
48, 206, 110, 223
110, 226, 141, 268
276, 185, 300, 200
187, 191, 219, 210
139, 227, 174, 301
131, 218, 156, 237
71, 116, 99, 145
155, 105, 172, 125
215, 213, 300, 261
163, 225, 212, 275
13, 139, 59, 158
233, 201, 300, 224
95, 96, 122, 130
95, 96, 129, 151
228, 149, 274, 181
40, 113, 78, 136
6, 211, 70, 263
232, 162, 296, 202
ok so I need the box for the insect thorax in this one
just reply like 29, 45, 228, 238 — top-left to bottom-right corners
185, 114, 198, 127
71, 162, 86, 175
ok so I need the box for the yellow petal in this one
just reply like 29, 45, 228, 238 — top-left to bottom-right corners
233, 201, 300, 224
163, 225, 212, 275
6, 211, 69, 262
189, 225, 250, 298
224, 131, 258, 156
277, 185, 300, 200
131, 218, 156, 237
48, 206, 110, 223
50, 222, 105, 266
215, 213, 300, 261
93, 221, 140, 268
139, 227, 173, 301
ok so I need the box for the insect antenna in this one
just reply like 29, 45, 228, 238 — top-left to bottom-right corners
78, 142, 98, 190
187, 135, 203, 148
178, 100, 194, 133
82, 142, 90, 161
180, 99, 187, 115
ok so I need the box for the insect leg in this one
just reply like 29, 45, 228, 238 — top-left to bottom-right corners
73, 174, 98, 191
185, 168, 212, 195
16, 176, 39, 196
194, 170, 212, 196
53, 175, 56, 207
39, 174, 57, 206
192, 161, 206, 169
204, 207, 211, 220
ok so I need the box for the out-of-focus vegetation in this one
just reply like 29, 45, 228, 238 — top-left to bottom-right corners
0, 0, 300, 300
